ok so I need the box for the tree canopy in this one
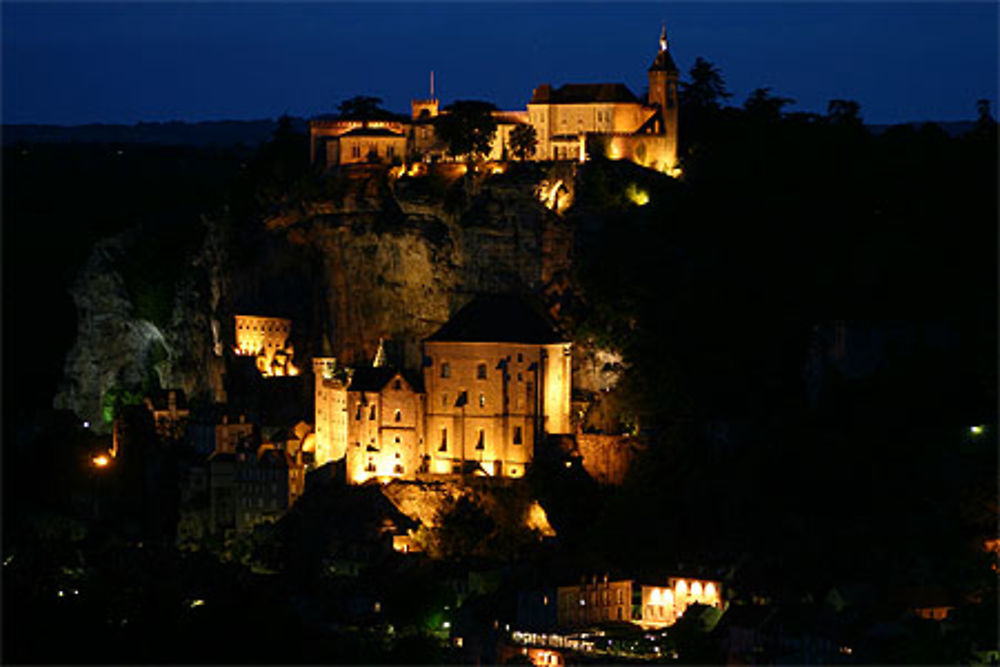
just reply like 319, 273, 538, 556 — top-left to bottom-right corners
679, 57, 732, 112
509, 123, 538, 161
434, 100, 498, 161
337, 95, 386, 119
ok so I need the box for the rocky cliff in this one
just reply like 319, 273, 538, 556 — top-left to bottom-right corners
56, 161, 621, 427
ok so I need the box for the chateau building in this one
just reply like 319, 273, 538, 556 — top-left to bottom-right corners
313, 295, 572, 484
309, 27, 679, 173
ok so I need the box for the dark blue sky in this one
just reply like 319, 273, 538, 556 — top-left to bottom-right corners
3, 2, 997, 125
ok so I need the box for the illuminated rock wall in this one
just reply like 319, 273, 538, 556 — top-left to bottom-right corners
575, 433, 640, 485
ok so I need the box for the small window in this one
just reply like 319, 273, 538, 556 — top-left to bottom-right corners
441, 362, 450, 378
442, 393, 449, 407
394, 436, 401, 444
439, 428, 448, 452
517, 353, 523, 363
517, 372, 523, 382
479, 394, 486, 408
369, 405, 376, 420
513, 426, 522, 444
476, 429, 485, 450
355, 404, 362, 420
394, 379, 402, 390
394, 409, 402, 422
477, 363, 487, 379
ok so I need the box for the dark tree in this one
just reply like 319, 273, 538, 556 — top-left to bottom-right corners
509, 123, 538, 160
434, 100, 498, 161
975, 98, 996, 134
679, 57, 732, 111
337, 95, 384, 118
743, 87, 795, 121
826, 98, 862, 125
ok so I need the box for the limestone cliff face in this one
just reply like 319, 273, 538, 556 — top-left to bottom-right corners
55, 222, 228, 431
57, 163, 595, 428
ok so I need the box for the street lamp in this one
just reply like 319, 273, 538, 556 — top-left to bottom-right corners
92, 454, 110, 468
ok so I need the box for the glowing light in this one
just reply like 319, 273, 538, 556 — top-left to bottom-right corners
970, 425, 984, 435
189, 599, 206, 608
83, 421, 90, 429
650, 588, 661, 604
675, 580, 687, 596
663, 588, 673, 604
57, 590, 65, 598
691, 581, 703, 597
443, 621, 451, 629
92, 455, 110, 468
705, 582, 716, 598
625, 183, 649, 206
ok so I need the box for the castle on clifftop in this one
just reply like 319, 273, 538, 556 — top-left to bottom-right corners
310, 26, 680, 174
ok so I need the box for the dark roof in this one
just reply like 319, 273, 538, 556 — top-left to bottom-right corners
347, 367, 424, 393
648, 49, 679, 73
311, 108, 410, 124
340, 127, 405, 138
425, 295, 566, 345
348, 367, 398, 393
530, 83, 640, 105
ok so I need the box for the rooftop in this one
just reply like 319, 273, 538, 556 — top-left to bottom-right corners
426, 294, 566, 345
530, 83, 640, 105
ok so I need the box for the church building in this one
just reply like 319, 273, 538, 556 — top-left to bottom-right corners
313, 295, 572, 484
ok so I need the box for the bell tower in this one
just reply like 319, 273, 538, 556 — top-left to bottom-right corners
647, 23, 679, 137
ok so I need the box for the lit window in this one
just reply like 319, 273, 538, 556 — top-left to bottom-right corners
479, 394, 486, 408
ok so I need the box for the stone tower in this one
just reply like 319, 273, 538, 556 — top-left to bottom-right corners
647, 23, 679, 139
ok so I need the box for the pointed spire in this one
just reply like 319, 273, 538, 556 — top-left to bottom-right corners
373, 337, 387, 367
660, 22, 669, 52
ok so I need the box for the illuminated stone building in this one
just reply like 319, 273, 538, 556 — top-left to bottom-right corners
557, 576, 634, 626
344, 366, 425, 485
637, 577, 723, 628
555, 575, 723, 629
422, 295, 572, 479
312, 295, 571, 483
309, 26, 679, 173
233, 315, 300, 377
313, 357, 350, 467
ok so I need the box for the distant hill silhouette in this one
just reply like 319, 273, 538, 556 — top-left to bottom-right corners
3, 117, 308, 147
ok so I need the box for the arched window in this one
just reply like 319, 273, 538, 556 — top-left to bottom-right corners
369, 405, 376, 420
394, 409, 402, 422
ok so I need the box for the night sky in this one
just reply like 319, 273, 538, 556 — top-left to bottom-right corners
3, 2, 997, 126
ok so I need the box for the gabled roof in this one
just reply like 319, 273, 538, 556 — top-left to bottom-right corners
648, 49, 679, 73
530, 83, 640, 105
425, 295, 566, 345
